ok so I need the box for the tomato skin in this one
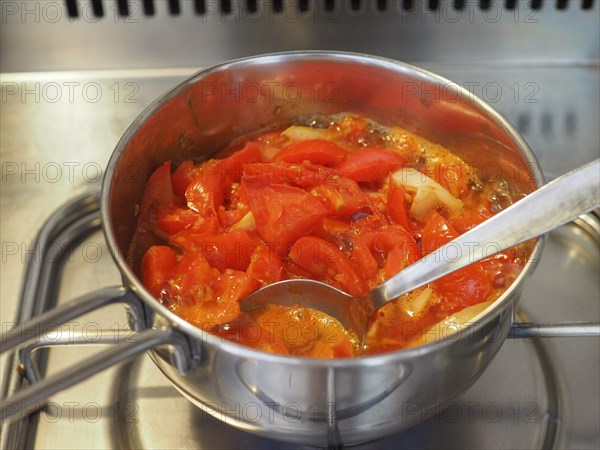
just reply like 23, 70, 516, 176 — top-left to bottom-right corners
311, 176, 368, 217
352, 226, 420, 285
242, 180, 327, 253
169, 213, 222, 250
338, 116, 369, 142
273, 139, 347, 166
198, 229, 259, 272
247, 245, 284, 287
336, 148, 404, 183
243, 162, 336, 189
156, 202, 198, 235
449, 210, 491, 234
288, 236, 368, 296
141, 246, 178, 299
175, 251, 220, 299
167, 253, 255, 325
217, 182, 249, 228
221, 142, 263, 183
214, 269, 256, 306
422, 213, 492, 306
421, 212, 458, 256
172, 160, 201, 197
435, 268, 493, 307
387, 177, 411, 230
185, 161, 225, 216
331, 340, 354, 358
373, 228, 420, 278
351, 237, 379, 283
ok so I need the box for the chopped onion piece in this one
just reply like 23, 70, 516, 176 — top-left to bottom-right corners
405, 287, 433, 317
281, 126, 335, 142
409, 187, 439, 221
392, 167, 463, 220
230, 211, 256, 231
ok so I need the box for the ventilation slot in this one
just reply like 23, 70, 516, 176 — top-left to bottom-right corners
140, 0, 154, 15
62, 0, 598, 19
65, 0, 78, 17
531, 0, 543, 9
299, 0, 309, 12
168, 0, 181, 15
272, 0, 283, 13
247, 0, 258, 13
194, 0, 206, 15
115, 0, 129, 16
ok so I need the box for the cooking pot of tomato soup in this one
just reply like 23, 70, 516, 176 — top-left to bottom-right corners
100, 52, 543, 445
2, 52, 545, 445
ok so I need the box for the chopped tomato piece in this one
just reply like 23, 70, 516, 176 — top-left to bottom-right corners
221, 142, 263, 183
215, 269, 256, 306
247, 245, 284, 287
311, 176, 368, 216
172, 160, 201, 197
449, 210, 491, 234
156, 202, 198, 235
175, 251, 220, 298
350, 237, 379, 283
421, 212, 458, 256
336, 148, 404, 183
243, 181, 327, 253
338, 115, 369, 142
243, 162, 336, 189
217, 182, 249, 228
141, 245, 178, 299
169, 213, 222, 249
331, 340, 354, 358
422, 213, 492, 306
273, 139, 347, 166
288, 236, 368, 296
352, 226, 420, 285
199, 229, 259, 272
185, 161, 224, 216
435, 268, 493, 307
387, 177, 411, 230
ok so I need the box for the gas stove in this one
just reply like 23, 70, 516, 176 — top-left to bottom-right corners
1, 1, 599, 448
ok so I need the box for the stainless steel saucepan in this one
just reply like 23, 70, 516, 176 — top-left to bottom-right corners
2, 52, 598, 447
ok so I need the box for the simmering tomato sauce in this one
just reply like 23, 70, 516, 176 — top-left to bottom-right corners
133, 115, 530, 358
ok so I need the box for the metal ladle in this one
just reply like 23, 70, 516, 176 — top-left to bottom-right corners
241, 159, 600, 343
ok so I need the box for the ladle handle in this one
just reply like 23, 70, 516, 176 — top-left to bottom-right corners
372, 159, 600, 307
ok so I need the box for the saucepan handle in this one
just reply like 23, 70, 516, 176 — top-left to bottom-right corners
0, 287, 193, 422
1, 286, 139, 352
508, 321, 600, 338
